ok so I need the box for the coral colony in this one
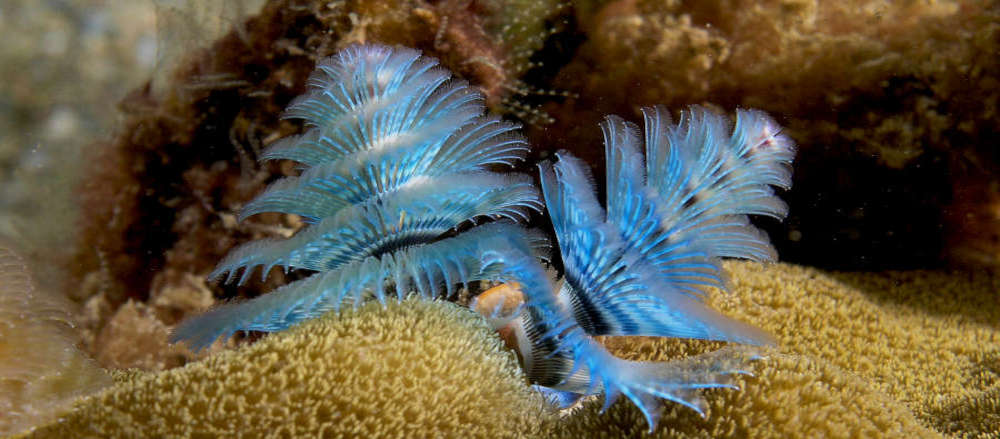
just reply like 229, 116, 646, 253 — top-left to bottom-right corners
171, 44, 796, 431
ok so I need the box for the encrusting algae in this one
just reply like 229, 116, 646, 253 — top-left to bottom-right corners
20, 262, 999, 438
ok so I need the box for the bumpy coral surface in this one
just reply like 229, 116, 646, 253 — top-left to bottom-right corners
559, 261, 999, 438
26, 262, 998, 438
557, 353, 940, 438
28, 299, 553, 438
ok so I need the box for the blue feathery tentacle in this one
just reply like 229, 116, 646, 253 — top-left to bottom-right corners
172, 222, 550, 351
492, 105, 795, 430
172, 44, 539, 349
552, 328, 759, 430
171, 42, 796, 433
476, 242, 758, 432
263, 45, 481, 165
211, 172, 541, 284
539, 155, 774, 345
241, 115, 529, 222
630, 106, 796, 294
244, 46, 528, 222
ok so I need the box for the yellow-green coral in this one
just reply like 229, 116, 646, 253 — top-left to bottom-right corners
719, 262, 999, 435
24, 262, 999, 438
555, 261, 999, 438
556, 352, 939, 438
28, 299, 554, 438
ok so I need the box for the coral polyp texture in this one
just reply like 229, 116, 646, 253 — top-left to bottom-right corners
26, 263, 999, 438
565, 261, 1000, 438
32, 299, 555, 438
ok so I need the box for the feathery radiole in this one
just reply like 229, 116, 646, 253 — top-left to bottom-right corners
170, 44, 796, 431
